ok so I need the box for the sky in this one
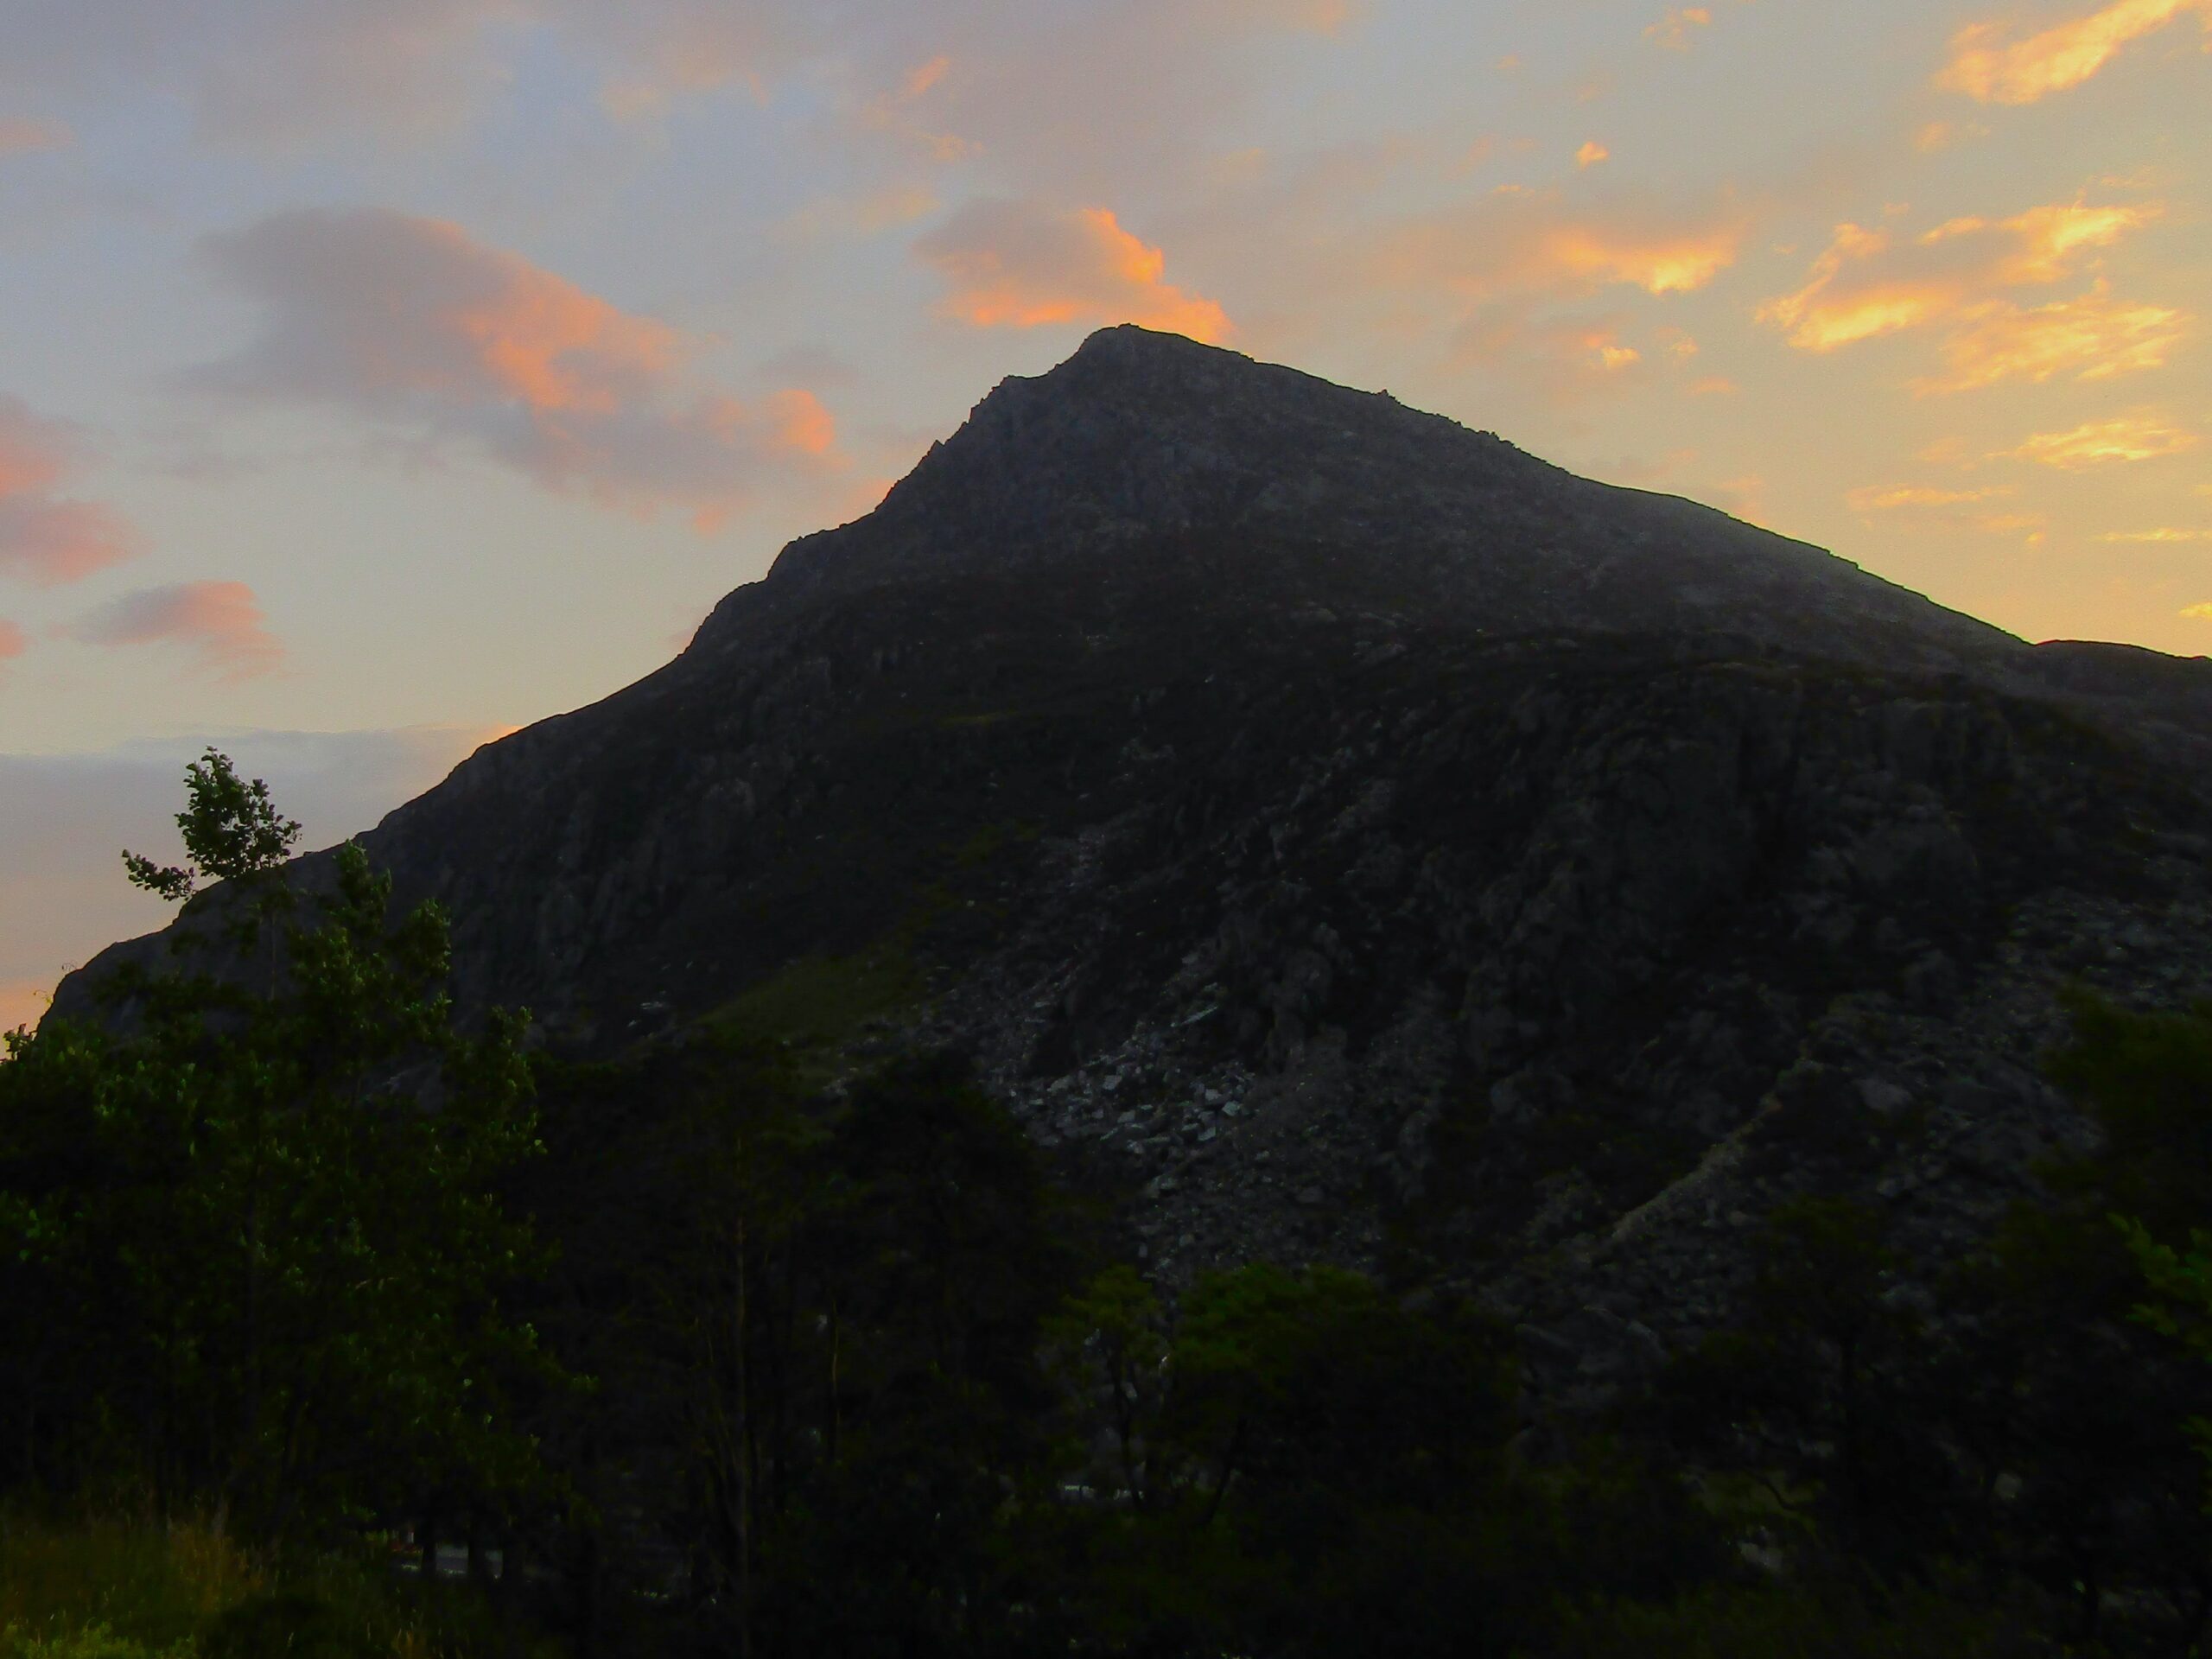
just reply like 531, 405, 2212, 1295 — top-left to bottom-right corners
2, 0, 2209, 1029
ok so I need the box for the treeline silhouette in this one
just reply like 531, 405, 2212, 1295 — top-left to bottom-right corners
5, 755, 2212, 1658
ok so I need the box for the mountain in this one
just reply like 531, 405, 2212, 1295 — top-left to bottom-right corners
56, 325, 2212, 1390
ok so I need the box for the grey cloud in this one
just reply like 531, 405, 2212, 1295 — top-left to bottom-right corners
188, 207, 843, 524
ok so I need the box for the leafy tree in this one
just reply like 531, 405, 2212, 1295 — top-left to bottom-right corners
0, 752, 554, 1540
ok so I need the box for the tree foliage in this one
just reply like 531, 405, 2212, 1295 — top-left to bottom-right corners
0, 753, 552, 1539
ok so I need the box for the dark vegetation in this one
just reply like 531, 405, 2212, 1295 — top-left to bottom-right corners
6, 755, 2212, 1658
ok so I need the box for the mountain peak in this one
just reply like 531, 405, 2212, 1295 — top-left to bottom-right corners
714, 329, 2014, 672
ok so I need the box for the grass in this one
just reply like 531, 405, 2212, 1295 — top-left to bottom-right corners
706, 941, 925, 1069
0, 1514, 543, 1659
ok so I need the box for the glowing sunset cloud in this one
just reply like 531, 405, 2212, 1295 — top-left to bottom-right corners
1939, 0, 2209, 105
65, 581, 284, 683
915, 200, 1232, 341
2183, 603, 2212, 620
192, 208, 843, 525
1645, 8, 1714, 49
2099, 527, 2212, 541
0, 397, 142, 587
1382, 191, 1747, 303
1577, 141, 1610, 168
200, 208, 678, 415
0, 619, 23, 659
1760, 196, 2166, 372
1915, 284, 2187, 393
2004, 415, 2199, 468
1846, 484, 2011, 510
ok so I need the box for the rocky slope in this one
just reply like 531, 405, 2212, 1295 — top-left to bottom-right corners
58, 326, 2212, 1397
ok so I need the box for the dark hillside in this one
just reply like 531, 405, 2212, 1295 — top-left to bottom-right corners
55, 325, 2212, 1389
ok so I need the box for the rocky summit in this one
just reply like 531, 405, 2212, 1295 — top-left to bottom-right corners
60, 324, 2212, 1399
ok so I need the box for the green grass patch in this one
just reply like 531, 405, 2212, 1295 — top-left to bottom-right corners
0, 1516, 544, 1659
704, 941, 925, 1071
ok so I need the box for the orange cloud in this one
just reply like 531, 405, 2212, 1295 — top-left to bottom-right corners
1762, 196, 2158, 353
1645, 6, 1714, 48
193, 208, 844, 525
1914, 283, 2187, 393
1938, 0, 2210, 105
1689, 376, 1739, 395
1577, 140, 1610, 168
915, 200, 1232, 341
1379, 188, 1747, 303
1914, 120, 1988, 152
0, 397, 142, 587
1846, 484, 2011, 510
66, 581, 284, 683
0, 118, 68, 156
2005, 415, 2199, 468
1842, 484, 2042, 538
2100, 527, 2212, 541
0, 619, 22, 659
855, 52, 980, 162
1761, 194, 2177, 388
2183, 602, 2212, 619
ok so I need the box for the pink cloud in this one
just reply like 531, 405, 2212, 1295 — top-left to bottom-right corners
192, 207, 843, 526
65, 581, 284, 683
0, 619, 24, 660
0, 396, 143, 587
916, 199, 1233, 341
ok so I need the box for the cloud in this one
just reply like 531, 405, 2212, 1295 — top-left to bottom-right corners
1645, 7, 1714, 49
1576, 141, 1611, 168
1450, 308, 1653, 403
915, 199, 1232, 341
15, 0, 1355, 162
4, 0, 512, 147
191, 207, 843, 527
0, 619, 22, 660
2183, 602, 2212, 619
1846, 484, 2012, 510
1844, 482, 2044, 539
1376, 187, 1749, 303
1914, 282, 2187, 393
1758, 194, 2182, 389
1914, 121, 1987, 152
1761, 195, 2159, 353
0, 397, 143, 587
2099, 527, 2212, 541
64, 581, 284, 683
0, 117, 69, 156
1938, 0, 2210, 105
0, 723, 506, 1033
2003, 415, 2199, 468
